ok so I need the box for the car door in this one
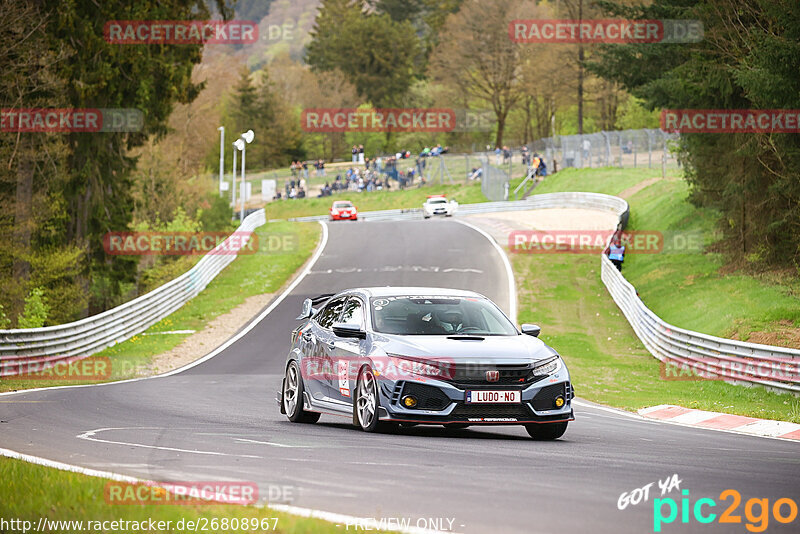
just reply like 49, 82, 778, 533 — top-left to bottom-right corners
311, 296, 347, 399
330, 296, 367, 403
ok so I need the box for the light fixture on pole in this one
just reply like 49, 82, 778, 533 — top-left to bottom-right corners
217, 126, 225, 196
237, 130, 254, 222
231, 139, 242, 219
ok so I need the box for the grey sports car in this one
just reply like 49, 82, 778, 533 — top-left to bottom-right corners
278, 287, 574, 440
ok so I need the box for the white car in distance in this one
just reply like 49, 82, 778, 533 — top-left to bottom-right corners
422, 195, 458, 219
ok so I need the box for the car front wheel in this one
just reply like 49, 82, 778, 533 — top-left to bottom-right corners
353, 366, 380, 432
525, 421, 568, 440
283, 361, 320, 424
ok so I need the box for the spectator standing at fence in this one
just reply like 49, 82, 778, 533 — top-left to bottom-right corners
607, 238, 625, 271
319, 159, 326, 176
495, 146, 502, 165
358, 145, 365, 164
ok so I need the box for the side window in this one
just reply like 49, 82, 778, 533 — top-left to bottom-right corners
316, 297, 346, 329
339, 297, 364, 329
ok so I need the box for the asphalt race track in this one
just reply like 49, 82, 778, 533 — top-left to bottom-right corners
1, 219, 798, 533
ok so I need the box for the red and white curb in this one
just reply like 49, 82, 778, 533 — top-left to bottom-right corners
639, 405, 800, 441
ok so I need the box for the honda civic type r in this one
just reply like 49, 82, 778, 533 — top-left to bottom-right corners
278, 287, 573, 439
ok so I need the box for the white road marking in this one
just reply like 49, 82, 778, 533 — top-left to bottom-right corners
234, 438, 308, 448
308, 266, 484, 275
76, 427, 262, 459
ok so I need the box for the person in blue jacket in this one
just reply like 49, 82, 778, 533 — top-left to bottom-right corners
607, 237, 626, 271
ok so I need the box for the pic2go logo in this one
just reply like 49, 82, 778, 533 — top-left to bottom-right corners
654, 489, 798, 532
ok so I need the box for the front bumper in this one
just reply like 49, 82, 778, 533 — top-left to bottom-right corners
376, 369, 574, 425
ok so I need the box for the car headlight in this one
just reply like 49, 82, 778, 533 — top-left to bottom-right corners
530, 356, 562, 377
381, 356, 453, 380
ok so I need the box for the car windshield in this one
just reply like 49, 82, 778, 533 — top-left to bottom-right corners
334, 202, 352, 208
429, 199, 447, 204
370, 296, 517, 336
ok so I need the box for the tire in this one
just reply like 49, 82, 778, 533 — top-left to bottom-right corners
353, 366, 381, 432
525, 422, 568, 440
424, 215, 430, 219
283, 361, 321, 424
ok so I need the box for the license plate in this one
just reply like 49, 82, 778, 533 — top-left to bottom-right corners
466, 390, 521, 404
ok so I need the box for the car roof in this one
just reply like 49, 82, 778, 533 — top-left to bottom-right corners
348, 287, 486, 299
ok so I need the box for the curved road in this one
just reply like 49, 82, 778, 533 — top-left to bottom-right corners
1, 219, 798, 533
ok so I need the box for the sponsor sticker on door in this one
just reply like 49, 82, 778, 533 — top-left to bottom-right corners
338, 359, 351, 397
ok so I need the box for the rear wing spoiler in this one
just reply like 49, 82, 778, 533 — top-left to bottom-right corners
296, 293, 336, 320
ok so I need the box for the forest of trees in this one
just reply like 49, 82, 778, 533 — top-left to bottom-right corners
1, 0, 797, 328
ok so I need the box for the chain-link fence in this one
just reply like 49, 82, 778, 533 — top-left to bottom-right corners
528, 129, 679, 171
230, 129, 678, 206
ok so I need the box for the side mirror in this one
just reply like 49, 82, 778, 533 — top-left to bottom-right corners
332, 323, 367, 339
521, 324, 541, 337
296, 298, 314, 320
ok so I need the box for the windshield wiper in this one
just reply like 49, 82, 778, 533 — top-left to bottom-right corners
446, 335, 485, 340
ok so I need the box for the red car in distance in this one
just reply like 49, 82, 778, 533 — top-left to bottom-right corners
329, 200, 358, 221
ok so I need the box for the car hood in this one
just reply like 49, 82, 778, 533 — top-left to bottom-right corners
373, 333, 557, 364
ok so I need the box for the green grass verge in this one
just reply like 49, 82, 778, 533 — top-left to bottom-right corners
530, 165, 678, 196
0, 221, 321, 393
0, 456, 345, 534
514, 252, 800, 422
265, 181, 486, 220
623, 179, 800, 341
514, 165, 800, 421
531, 166, 800, 342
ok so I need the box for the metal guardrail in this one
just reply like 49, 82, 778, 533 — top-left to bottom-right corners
288, 192, 630, 224
575, 195, 799, 394
0, 209, 267, 376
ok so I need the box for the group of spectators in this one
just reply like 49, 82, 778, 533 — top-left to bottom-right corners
290, 159, 326, 179
493, 145, 514, 165
275, 143, 551, 201
278, 178, 308, 200
521, 146, 548, 177
351, 145, 365, 164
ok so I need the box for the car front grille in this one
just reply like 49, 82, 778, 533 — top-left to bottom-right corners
446, 363, 542, 388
